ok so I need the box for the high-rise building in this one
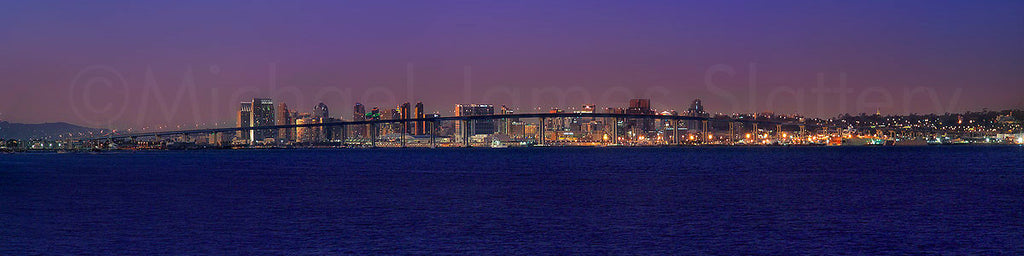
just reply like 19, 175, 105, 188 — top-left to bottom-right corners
252, 98, 277, 141
276, 103, 294, 142
572, 104, 597, 134
686, 98, 709, 132
238, 102, 252, 140
381, 106, 400, 134
314, 102, 329, 119
368, 107, 382, 138
547, 108, 567, 131
455, 104, 495, 140
238, 98, 276, 143
604, 107, 625, 139
414, 102, 425, 135
313, 103, 330, 141
369, 107, 381, 120
399, 102, 411, 134
294, 112, 318, 143
509, 120, 527, 139
687, 98, 705, 115
353, 103, 366, 138
626, 98, 655, 137
353, 103, 366, 121
499, 105, 517, 135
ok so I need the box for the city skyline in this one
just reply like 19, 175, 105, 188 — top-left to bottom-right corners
3, 2, 1022, 255
1, 1, 1022, 128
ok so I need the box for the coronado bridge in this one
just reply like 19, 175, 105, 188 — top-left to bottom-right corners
79, 112, 829, 147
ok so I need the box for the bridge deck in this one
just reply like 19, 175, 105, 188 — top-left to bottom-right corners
81, 113, 825, 141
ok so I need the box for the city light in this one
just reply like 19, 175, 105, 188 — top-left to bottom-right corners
8, 96, 1021, 150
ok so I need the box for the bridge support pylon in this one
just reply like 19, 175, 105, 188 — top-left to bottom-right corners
370, 123, 377, 148
401, 120, 407, 148
539, 117, 546, 146
672, 119, 679, 146
701, 120, 708, 145
429, 120, 437, 148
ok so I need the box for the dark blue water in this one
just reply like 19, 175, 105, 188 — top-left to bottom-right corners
2, 147, 1022, 254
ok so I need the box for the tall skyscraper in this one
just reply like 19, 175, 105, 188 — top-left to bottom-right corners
369, 107, 382, 138
687, 98, 705, 115
369, 107, 380, 120
455, 104, 495, 139
626, 98, 654, 136
253, 98, 277, 141
353, 103, 366, 121
399, 102, 411, 134
414, 102, 425, 135
238, 98, 276, 143
353, 103, 366, 138
572, 104, 597, 134
313, 102, 330, 141
293, 112, 316, 143
238, 102, 252, 140
385, 107, 401, 134
686, 98, 709, 131
604, 107, 625, 139
499, 105, 516, 135
276, 103, 293, 142
313, 102, 329, 119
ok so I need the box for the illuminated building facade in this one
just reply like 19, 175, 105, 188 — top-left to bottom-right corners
414, 102, 426, 135
353, 103, 366, 138
238, 98, 276, 143
626, 99, 655, 137
455, 104, 495, 138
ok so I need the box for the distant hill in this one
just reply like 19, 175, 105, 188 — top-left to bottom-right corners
0, 121, 106, 140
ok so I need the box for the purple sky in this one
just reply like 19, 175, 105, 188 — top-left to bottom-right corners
1, 0, 1022, 129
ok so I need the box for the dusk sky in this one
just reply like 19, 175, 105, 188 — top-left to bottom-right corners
1, 0, 1021, 129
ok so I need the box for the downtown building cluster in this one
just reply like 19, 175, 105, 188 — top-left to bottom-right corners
228, 97, 717, 147
5, 99, 1024, 151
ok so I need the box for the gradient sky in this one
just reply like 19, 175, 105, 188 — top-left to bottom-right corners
1, 0, 1022, 129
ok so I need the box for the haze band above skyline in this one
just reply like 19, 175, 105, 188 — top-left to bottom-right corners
1, 1, 1021, 129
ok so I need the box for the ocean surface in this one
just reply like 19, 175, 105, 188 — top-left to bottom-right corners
1, 146, 1022, 255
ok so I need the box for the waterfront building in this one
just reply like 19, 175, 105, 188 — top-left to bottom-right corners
455, 104, 496, 140
276, 103, 294, 142
387, 108, 402, 134
509, 120, 527, 139
313, 102, 329, 119
399, 102, 411, 134
499, 105, 517, 135
626, 99, 655, 138
414, 102, 426, 135
572, 104, 597, 135
295, 116, 317, 143
524, 123, 539, 140
686, 98, 709, 134
238, 98, 276, 143
605, 107, 625, 139
313, 103, 331, 141
353, 103, 366, 138
238, 102, 251, 140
